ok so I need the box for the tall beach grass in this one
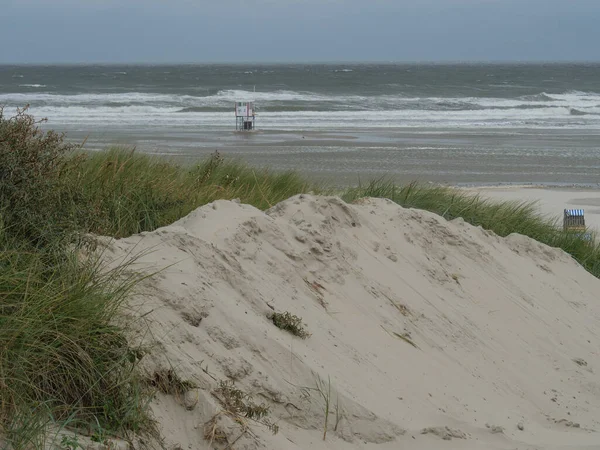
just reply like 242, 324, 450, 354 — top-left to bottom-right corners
0, 241, 152, 449
70, 148, 313, 237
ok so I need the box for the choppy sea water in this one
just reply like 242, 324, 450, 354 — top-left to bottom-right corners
1, 63, 600, 185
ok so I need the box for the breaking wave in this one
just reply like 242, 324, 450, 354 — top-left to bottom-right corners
2, 88, 600, 130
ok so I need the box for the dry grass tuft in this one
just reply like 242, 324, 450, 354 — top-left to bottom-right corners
204, 380, 279, 448
149, 369, 197, 397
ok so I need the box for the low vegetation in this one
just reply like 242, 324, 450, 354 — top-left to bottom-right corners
205, 380, 278, 447
149, 369, 197, 398
2, 107, 600, 447
270, 312, 310, 339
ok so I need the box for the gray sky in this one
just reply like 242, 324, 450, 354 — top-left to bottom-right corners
1, 0, 599, 63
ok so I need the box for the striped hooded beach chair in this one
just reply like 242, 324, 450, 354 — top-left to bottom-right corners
563, 209, 592, 241
563, 209, 585, 232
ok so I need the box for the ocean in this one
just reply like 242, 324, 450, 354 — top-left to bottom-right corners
2, 63, 600, 186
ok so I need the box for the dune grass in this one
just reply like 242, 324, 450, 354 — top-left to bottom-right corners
0, 238, 153, 449
69, 148, 314, 237
342, 179, 600, 278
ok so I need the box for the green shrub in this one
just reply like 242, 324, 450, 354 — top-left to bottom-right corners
0, 107, 83, 247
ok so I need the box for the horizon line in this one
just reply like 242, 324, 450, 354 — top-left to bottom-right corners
2, 59, 600, 66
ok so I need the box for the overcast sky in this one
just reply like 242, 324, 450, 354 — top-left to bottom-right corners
1, 0, 599, 63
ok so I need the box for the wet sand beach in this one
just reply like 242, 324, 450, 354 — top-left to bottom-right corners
78, 127, 600, 187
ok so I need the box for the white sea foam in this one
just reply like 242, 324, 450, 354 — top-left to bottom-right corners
3, 89, 599, 131
24, 106, 600, 131
3, 89, 599, 110
0, 90, 331, 107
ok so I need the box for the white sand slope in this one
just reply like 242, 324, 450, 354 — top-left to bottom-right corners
102, 195, 600, 450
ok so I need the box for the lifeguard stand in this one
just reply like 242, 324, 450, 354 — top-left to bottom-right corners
235, 102, 256, 131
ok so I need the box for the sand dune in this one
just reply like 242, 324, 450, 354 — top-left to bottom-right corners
101, 195, 600, 450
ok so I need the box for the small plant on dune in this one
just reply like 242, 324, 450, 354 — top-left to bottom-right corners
60, 434, 85, 450
214, 380, 272, 421
204, 380, 278, 448
270, 312, 310, 339
59, 436, 78, 449
149, 368, 197, 398
316, 375, 332, 440
296, 374, 344, 441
